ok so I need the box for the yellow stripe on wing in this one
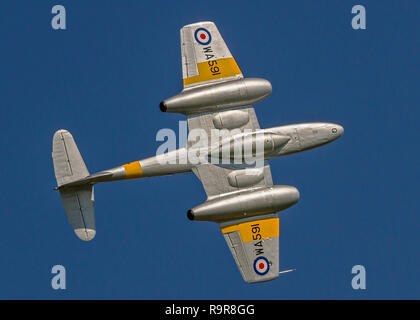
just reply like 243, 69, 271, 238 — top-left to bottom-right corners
183, 57, 242, 86
221, 217, 279, 243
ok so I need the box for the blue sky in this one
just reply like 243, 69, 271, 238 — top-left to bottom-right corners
0, 1, 419, 299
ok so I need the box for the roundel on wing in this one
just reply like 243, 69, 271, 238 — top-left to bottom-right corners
253, 256, 270, 275
194, 28, 212, 45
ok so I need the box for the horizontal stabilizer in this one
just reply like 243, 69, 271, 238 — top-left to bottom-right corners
52, 129, 96, 241
52, 129, 89, 187
59, 185, 96, 241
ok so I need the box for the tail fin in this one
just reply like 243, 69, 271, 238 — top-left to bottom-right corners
52, 130, 96, 241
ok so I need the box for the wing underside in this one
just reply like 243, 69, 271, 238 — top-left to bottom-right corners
220, 215, 279, 283
181, 21, 280, 283
187, 105, 273, 198
180, 21, 243, 88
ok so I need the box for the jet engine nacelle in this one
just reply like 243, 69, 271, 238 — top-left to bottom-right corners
160, 78, 272, 115
187, 185, 299, 222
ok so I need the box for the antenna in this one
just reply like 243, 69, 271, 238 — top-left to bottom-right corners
279, 268, 296, 275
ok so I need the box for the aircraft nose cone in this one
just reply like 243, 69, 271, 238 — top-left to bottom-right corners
335, 125, 344, 136
329, 124, 344, 140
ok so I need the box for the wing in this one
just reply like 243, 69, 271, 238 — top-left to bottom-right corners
183, 22, 273, 198
220, 215, 279, 283
181, 22, 279, 283
181, 21, 243, 89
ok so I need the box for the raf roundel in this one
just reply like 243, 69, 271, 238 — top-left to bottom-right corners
194, 28, 212, 45
253, 257, 270, 275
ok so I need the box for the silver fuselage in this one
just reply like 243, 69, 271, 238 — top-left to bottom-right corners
136, 122, 343, 177
62, 122, 343, 188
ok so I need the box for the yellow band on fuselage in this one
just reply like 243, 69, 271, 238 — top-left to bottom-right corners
221, 217, 279, 243
123, 161, 143, 179
183, 57, 242, 86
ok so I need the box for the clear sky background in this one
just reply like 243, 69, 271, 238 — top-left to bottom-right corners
0, 1, 419, 299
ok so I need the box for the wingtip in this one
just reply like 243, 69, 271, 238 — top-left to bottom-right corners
54, 129, 69, 135
53, 129, 71, 141
245, 273, 279, 284
181, 21, 215, 30
74, 228, 96, 241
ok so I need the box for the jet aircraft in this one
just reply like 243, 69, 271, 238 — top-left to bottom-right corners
52, 21, 343, 283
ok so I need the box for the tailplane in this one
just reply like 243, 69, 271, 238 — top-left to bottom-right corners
52, 130, 96, 241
